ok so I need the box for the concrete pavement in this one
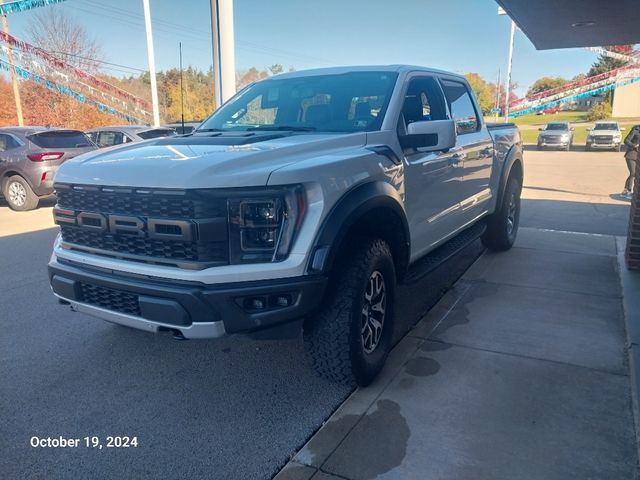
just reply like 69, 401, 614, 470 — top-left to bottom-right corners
276, 227, 639, 479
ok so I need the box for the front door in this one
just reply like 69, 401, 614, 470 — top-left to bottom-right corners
401, 76, 466, 261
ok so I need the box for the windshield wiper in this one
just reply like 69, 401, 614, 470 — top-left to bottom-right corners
195, 128, 224, 132
246, 125, 317, 132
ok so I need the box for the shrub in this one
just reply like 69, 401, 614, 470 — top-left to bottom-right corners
587, 102, 612, 121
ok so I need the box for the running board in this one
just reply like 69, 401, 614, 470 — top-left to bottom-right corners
403, 221, 486, 285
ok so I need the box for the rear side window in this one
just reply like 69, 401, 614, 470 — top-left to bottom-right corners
29, 131, 93, 148
96, 131, 126, 147
440, 79, 479, 135
137, 129, 175, 140
0, 134, 21, 152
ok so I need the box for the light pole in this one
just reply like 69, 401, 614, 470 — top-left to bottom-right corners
504, 20, 516, 121
498, 6, 516, 122
142, 0, 160, 126
0, 0, 23, 126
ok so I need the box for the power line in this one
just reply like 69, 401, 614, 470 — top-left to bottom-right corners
49, 50, 146, 72
74, 0, 336, 64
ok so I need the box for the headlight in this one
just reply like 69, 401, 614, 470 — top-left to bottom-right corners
227, 185, 305, 264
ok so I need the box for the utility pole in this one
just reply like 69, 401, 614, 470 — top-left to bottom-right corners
0, 0, 23, 126
504, 20, 516, 121
210, 0, 236, 109
142, 0, 160, 126
494, 68, 501, 122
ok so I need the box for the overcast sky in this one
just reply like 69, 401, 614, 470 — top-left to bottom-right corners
4, 0, 607, 94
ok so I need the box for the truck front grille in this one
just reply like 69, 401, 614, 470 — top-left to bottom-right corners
55, 184, 229, 269
79, 282, 141, 316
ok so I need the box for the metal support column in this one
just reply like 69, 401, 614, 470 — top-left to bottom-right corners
210, 0, 236, 109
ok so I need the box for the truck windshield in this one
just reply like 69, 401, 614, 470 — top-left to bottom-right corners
594, 123, 617, 130
545, 123, 567, 130
198, 71, 399, 133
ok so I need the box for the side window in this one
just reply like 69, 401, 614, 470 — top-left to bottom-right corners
440, 79, 479, 135
97, 131, 124, 147
401, 77, 447, 126
0, 134, 19, 152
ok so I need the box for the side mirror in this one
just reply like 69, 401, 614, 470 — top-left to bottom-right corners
621, 127, 626, 131
538, 128, 543, 131
400, 119, 456, 151
571, 128, 574, 131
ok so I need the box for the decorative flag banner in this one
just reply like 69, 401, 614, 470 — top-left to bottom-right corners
0, 31, 151, 110
510, 74, 640, 117
0, 44, 152, 118
0, 58, 143, 124
0, 0, 66, 15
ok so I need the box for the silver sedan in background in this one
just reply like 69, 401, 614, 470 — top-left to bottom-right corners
86, 125, 176, 148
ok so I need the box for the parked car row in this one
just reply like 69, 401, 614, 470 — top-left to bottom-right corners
537, 120, 625, 151
1, 121, 201, 211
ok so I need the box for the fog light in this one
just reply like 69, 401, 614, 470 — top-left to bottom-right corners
243, 297, 267, 311
270, 294, 292, 308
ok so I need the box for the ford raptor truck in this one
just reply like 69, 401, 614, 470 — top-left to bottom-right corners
49, 66, 523, 386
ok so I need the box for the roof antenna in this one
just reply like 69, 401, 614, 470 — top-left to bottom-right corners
180, 41, 185, 133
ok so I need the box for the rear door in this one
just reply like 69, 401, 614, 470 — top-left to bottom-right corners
439, 78, 494, 225
401, 75, 467, 260
0, 133, 25, 177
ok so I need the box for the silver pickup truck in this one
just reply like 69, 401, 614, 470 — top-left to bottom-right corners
49, 65, 523, 386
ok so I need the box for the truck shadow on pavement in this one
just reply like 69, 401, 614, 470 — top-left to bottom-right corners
0, 226, 483, 480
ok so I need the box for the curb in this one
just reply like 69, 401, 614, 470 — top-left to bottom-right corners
272, 266, 477, 479
616, 236, 640, 463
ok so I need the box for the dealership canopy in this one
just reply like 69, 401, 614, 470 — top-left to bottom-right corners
495, 0, 640, 49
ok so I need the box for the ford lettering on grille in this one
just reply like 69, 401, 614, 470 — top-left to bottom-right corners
53, 208, 194, 242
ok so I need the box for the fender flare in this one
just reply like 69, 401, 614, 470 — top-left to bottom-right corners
306, 181, 410, 278
496, 145, 524, 207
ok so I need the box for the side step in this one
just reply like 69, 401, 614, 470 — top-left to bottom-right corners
403, 221, 486, 285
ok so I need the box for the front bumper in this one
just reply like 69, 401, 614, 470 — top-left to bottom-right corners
587, 141, 620, 149
49, 259, 327, 339
538, 141, 570, 148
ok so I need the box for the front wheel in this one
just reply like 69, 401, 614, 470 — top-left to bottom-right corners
304, 238, 396, 386
3, 175, 39, 211
481, 175, 522, 251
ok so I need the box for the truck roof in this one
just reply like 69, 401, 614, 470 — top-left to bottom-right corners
274, 65, 464, 81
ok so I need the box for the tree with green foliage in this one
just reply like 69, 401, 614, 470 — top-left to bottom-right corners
526, 76, 569, 96
588, 45, 634, 76
586, 102, 612, 121
464, 73, 494, 115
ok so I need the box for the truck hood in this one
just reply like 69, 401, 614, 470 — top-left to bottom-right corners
54, 131, 367, 189
538, 130, 569, 137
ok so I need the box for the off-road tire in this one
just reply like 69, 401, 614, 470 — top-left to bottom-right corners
303, 238, 396, 386
3, 175, 39, 211
481, 175, 521, 251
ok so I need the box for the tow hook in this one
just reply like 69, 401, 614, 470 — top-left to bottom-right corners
172, 330, 188, 341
